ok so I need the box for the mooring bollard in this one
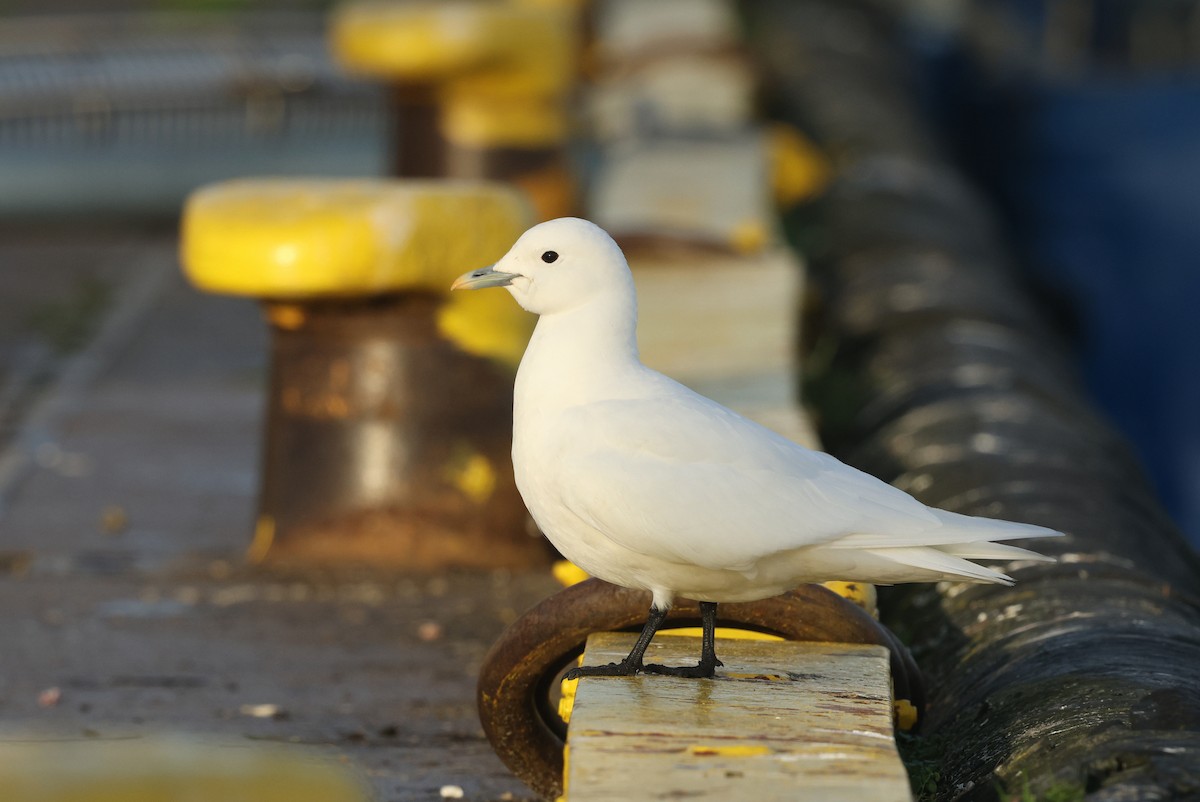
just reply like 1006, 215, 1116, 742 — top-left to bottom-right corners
329, 0, 581, 220
180, 178, 549, 569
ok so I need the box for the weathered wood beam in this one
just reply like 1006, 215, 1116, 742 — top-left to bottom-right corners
565, 632, 911, 801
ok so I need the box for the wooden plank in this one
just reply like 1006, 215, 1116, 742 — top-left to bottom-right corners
565, 633, 912, 802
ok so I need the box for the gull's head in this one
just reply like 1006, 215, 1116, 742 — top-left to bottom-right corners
451, 217, 632, 316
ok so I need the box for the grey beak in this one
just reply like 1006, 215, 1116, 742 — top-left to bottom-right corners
451, 265, 520, 291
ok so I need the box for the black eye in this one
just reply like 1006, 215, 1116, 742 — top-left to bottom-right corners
541, 250, 559, 263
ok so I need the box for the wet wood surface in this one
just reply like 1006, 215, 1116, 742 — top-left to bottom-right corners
565, 632, 911, 801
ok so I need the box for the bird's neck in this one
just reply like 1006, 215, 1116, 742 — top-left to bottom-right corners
515, 290, 643, 414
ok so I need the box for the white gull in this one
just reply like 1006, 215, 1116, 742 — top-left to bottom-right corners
453, 217, 1058, 678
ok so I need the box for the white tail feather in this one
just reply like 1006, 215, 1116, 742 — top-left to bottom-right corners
830, 510, 1059, 551
840, 508, 1062, 586
867, 545, 1016, 585
938, 540, 1056, 562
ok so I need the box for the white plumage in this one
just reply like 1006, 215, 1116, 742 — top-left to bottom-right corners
454, 217, 1057, 677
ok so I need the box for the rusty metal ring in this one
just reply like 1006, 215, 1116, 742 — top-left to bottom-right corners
477, 578, 923, 800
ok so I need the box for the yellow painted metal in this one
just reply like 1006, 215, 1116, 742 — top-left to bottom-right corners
566, 633, 912, 801
768, 123, 832, 207
441, 90, 571, 148
559, 675, 580, 724
332, 1, 504, 81
181, 179, 526, 296
180, 178, 535, 365
331, 1, 579, 147
553, 560, 877, 621
821, 580, 879, 619
437, 279, 536, 367
657, 627, 783, 642
894, 698, 919, 732
552, 560, 591, 587
0, 737, 370, 802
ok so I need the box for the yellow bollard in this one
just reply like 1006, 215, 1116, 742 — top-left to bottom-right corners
330, 0, 582, 221
181, 178, 548, 569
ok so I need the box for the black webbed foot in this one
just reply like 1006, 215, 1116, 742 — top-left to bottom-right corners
643, 657, 723, 679
565, 660, 643, 680
563, 601, 726, 680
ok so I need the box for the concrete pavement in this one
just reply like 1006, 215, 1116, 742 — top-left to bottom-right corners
0, 231, 557, 801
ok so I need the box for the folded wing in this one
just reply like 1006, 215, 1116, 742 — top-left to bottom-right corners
554, 393, 942, 569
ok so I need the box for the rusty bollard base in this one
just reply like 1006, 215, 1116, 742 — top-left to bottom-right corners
180, 178, 547, 569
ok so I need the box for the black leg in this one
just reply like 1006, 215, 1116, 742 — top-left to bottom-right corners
644, 601, 724, 678
565, 605, 668, 679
